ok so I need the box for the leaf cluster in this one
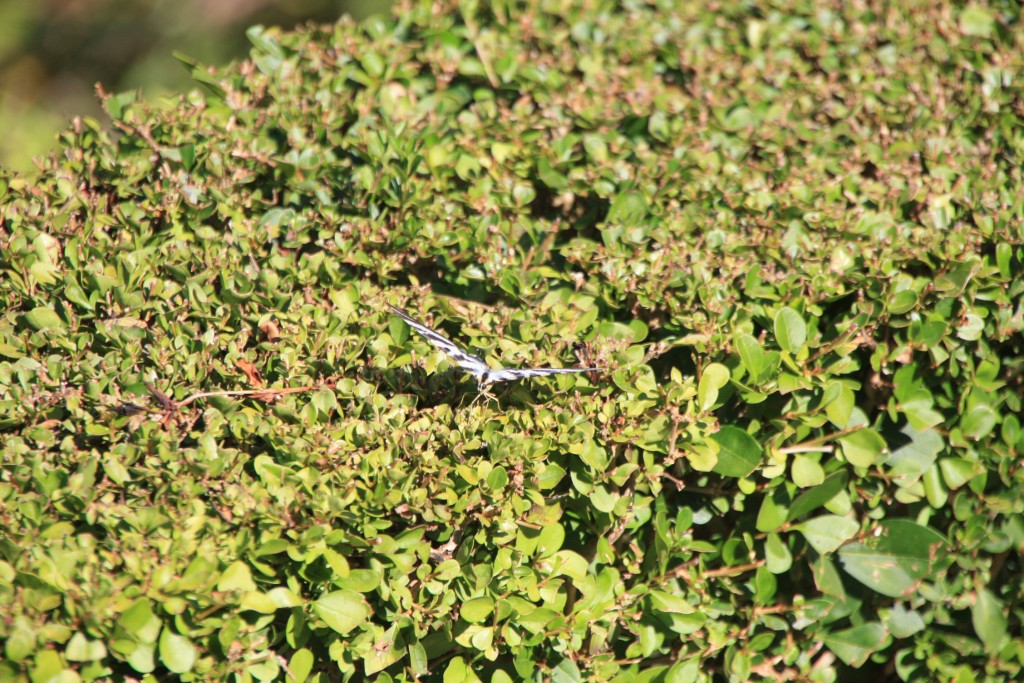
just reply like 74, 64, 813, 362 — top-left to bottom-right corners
1, 1, 1024, 681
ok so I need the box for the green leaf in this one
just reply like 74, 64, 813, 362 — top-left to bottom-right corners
838, 519, 948, 597
217, 561, 257, 592
5, 621, 34, 661
606, 191, 648, 225
249, 654, 281, 681
461, 597, 494, 623
934, 260, 978, 294
288, 649, 314, 683
959, 5, 994, 37
823, 623, 888, 667
791, 455, 824, 487
313, 590, 370, 635
888, 289, 918, 315
961, 404, 998, 440
798, 515, 859, 554
455, 153, 482, 180
64, 632, 107, 662
764, 533, 792, 574
938, 457, 981, 489
666, 659, 700, 683
710, 427, 762, 478
824, 384, 855, 428
753, 565, 777, 603
972, 588, 1008, 653
774, 307, 806, 353
443, 657, 474, 682
818, 554, 853, 602
626, 318, 649, 342
29, 650, 67, 683
550, 656, 583, 683
788, 471, 847, 521
755, 487, 789, 532
320, 548, 350, 577
838, 428, 887, 467
923, 462, 947, 508
537, 523, 565, 557
240, 591, 279, 613
433, 559, 461, 582
310, 387, 338, 416
590, 485, 617, 513
995, 241, 1012, 277
649, 590, 696, 614
536, 463, 566, 490
24, 307, 65, 331
956, 313, 983, 341
552, 551, 588, 582
266, 587, 302, 607
486, 465, 509, 491
408, 640, 428, 676
911, 319, 948, 348
735, 333, 766, 381
579, 438, 610, 472
518, 607, 559, 635
127, 642, 156, 673
886, 604, 925, 638
886, 425, 943, 481
335, 568, 381, 593
364, 630, 405, 674
118, 599, 162, 643
697, 362, 730, 410
159, 629, 196, 674
596, 320, 645, 342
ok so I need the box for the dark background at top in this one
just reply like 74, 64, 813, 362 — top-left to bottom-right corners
0, 0, 392, 174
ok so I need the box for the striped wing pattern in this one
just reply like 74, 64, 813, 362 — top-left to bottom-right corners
387, 305, 597, 388
485, 367, 597, 384
387, 305, 491, 376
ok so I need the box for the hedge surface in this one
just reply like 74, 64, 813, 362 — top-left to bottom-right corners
1, 0, 1023, 681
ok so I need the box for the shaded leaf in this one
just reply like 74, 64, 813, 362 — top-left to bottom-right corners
710, 427, 762, 478
774, 307, 806, 353
24, 307, 65, 331
788, 471, 847, 522
839, 520, 948, 597
972, 588, 1007, 653
823, 623, 888, 667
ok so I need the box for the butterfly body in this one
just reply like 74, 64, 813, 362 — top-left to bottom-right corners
387, 305, 597, 392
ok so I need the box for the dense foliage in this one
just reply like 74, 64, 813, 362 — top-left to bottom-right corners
2, 1, 1023, 681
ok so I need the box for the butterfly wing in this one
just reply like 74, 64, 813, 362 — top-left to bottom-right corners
387, 305, 492, 376
486, 366, 599, 385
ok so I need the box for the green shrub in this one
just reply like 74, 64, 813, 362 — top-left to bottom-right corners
1, 1, 1023, 681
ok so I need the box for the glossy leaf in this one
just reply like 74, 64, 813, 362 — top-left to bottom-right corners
839, 520, 948, 597
798, 515, 859, 554
774, 307, 806, 353
823, 623, 888, 667
710, 427, 762, 478
313, 591, 370, 635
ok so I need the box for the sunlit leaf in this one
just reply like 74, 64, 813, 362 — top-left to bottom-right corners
313, 591, 370, 635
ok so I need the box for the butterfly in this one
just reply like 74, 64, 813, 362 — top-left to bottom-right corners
387, 304, 598, 393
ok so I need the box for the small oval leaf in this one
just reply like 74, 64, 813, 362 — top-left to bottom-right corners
710, 427, 762, 478
313, 590, 370, 635
774, 307, 807, 353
